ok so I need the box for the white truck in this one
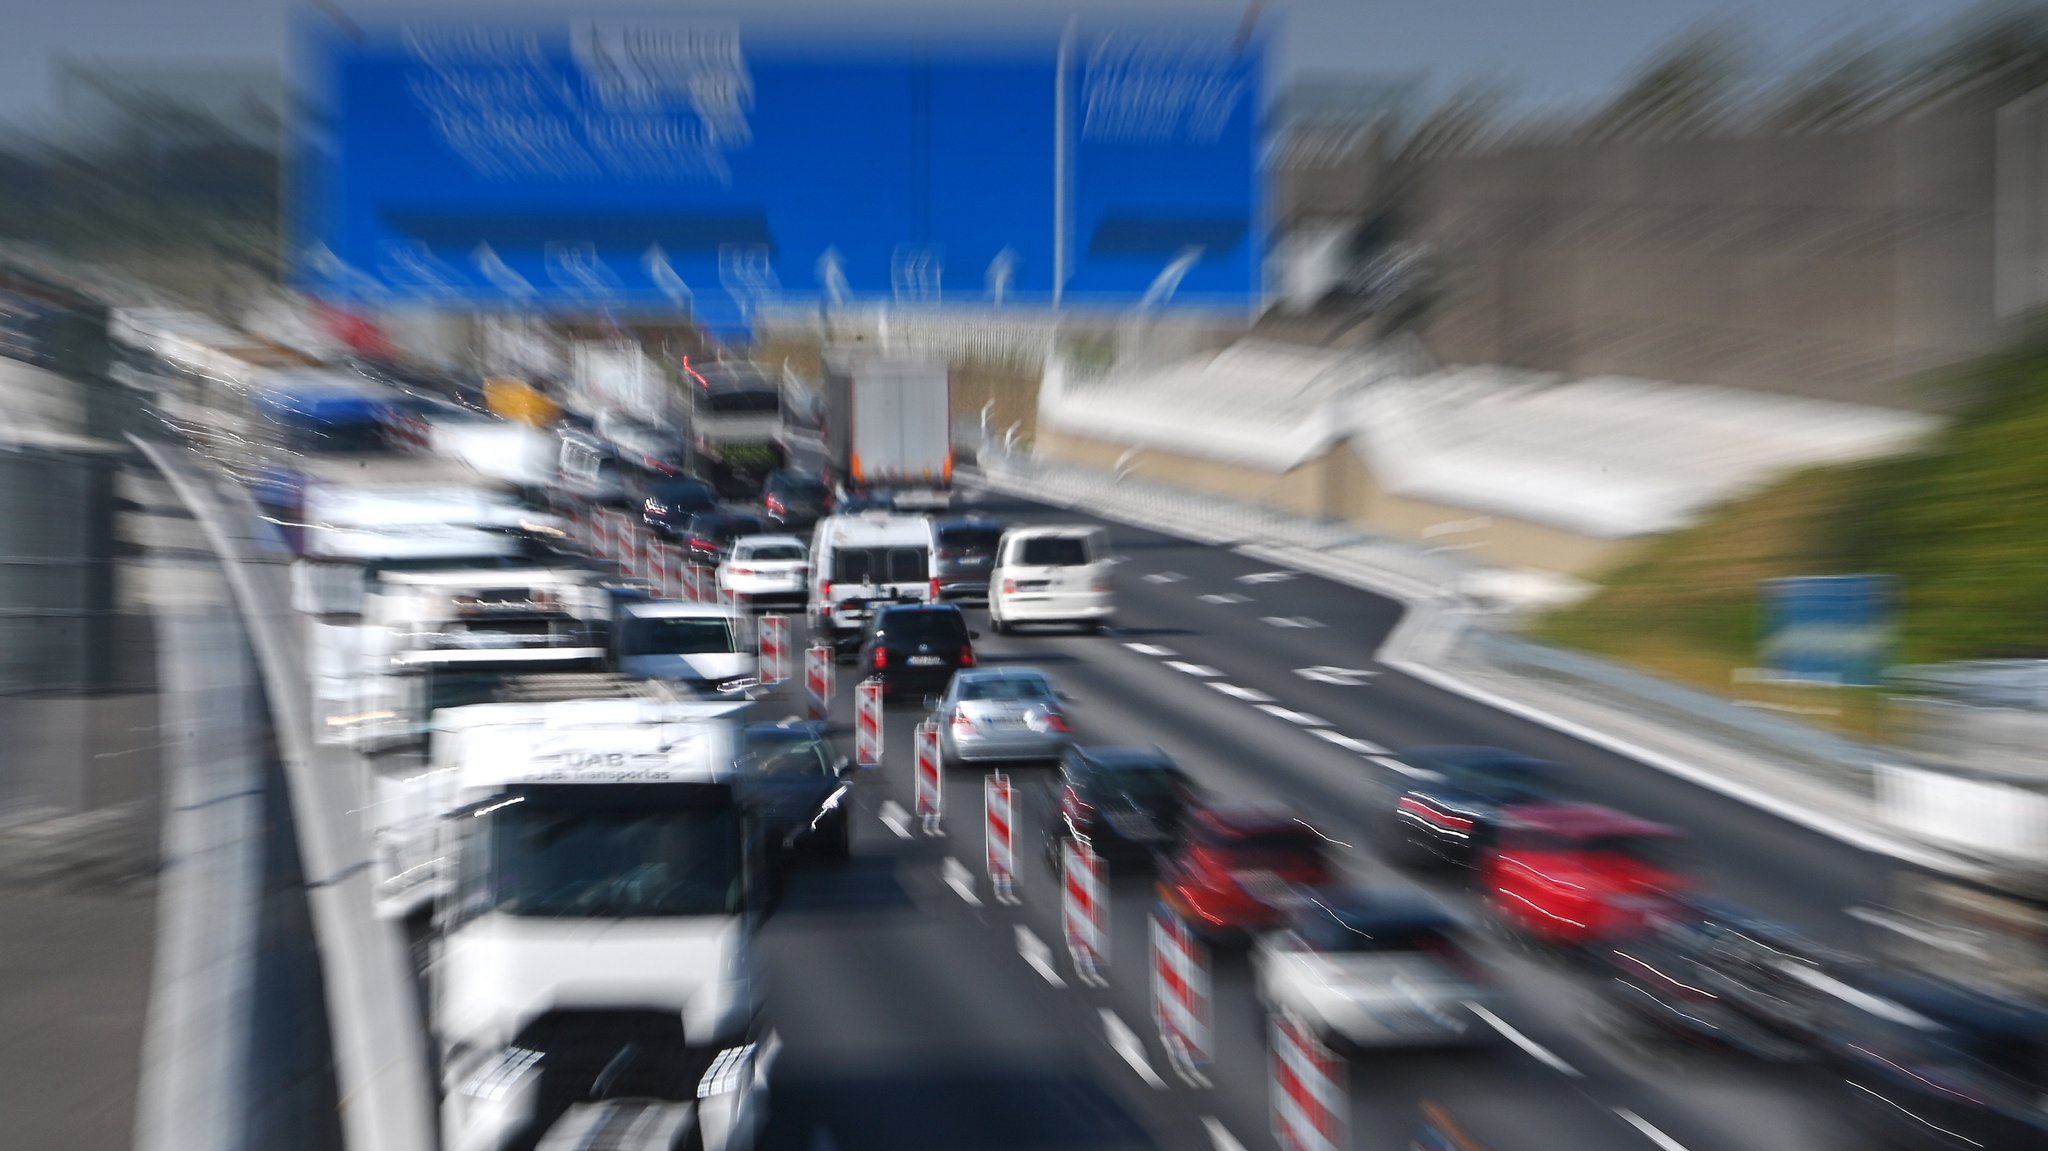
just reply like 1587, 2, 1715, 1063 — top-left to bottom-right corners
428, 699, 769, 1151
821, 352, 952, 508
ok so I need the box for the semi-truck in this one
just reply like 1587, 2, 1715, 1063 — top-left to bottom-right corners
685, 358, 788, 498
428, 698, 769, 1151
821, 351, 952, 508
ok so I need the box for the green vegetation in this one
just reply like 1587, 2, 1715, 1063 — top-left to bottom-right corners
1533, 342, 2048, 729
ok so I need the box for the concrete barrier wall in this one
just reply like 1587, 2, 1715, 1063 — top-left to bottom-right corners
1405, 81, 2025, 412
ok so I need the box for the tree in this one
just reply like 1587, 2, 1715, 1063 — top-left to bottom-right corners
1596, 21, 1752, 139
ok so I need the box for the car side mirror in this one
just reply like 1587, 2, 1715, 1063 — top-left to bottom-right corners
969, 630, 981, 639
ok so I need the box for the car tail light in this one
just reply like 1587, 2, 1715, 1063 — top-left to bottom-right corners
766, 495, 785, 515
730, 566, 755, 576
691, 537, 714, 552
821, 579, 832, 599
936, 549, 959, 561
950, 710, 975, 734
1002, 579, 1017, 594
874, 648, 888, 669
959, 646, 975, 667
1041, 711, 1070, 733
1090, 577, 1112, 593
929, 578, 940, 601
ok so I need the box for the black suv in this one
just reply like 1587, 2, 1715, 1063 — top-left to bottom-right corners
1043, 746, 1201, 870
856, 604, 977, 700
933, 516, 1004, 602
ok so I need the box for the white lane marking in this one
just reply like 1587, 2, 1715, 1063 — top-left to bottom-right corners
1260, 616, 1324, 629
1209, 682, 1274, 702
1614, 1108, 1693, 1151
1166, 660, 1223, 677
1198, 592, 1250, 605
1101, 1010, 1168, 1090
1257, 704, 1330, 727
1016, 926, 1066, 987
1846, 906, 1988, 957
1202, 1117, 1249, 1151
1295, 665, 1376, 686
1123, 642, 1178, 657
942, 857, 982, 906
1368, 752, 1439, 779
1468, 1002, 1580, 1078
1237, 570, 1296, 584
878, 800, 913, 839
1309, 729, 1389, 755
1143, 572, 1187, 584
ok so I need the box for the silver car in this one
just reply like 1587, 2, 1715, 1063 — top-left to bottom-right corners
933, 667, 1073, 767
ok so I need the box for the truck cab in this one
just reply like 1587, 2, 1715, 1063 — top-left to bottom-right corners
430, 699, 769, 1151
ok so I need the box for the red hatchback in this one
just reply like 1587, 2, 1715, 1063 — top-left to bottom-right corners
1481, 804, 1690, 949
1157, 807, 1338, 941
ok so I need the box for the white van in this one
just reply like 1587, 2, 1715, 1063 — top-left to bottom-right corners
987, 525, 1115, 633
808, 513, 937, 649
612, 601, 758, 698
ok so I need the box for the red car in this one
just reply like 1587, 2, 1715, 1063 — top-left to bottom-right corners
1480, 804, 1689, 949
1157, 807, 1338, 941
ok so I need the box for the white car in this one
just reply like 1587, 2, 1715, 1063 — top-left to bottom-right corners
987, 525, 1115, 634
1252, 889, 1498, 1051
718, 535, 810, 611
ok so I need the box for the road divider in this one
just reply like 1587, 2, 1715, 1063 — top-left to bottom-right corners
1270, 1012, 1347, 1151
914, 719, 942, 835
856, 678, 883, 768
985, 772, 1017, 904
804, 645, 833, 721
1062, 838, 1108, 986
1150, 907, 1212, 1086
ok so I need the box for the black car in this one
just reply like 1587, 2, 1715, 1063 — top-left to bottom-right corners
856, 603, 977, 700
762, 470, 832, 532
1592, 897, 1838, 1061
1385, 746, 1561, 867
1043, 746, 1201, 870
933, 516, 1004, 602
640, 478, 722, 539
680, 511, 771, 563
737, 720, 858, 862
1823, 975, 2048, 1151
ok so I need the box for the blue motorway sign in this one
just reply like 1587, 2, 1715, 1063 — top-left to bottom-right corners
1760, 574, 1898, 687
290, 17, 1267, 334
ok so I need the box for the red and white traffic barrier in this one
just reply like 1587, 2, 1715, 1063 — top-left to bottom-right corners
688, 564, 713, 604
914, 719, 942, 835
759, 613, 790, 687
648, 542, 669, 598
1270, 1013, 1347, 1151
663, 547, 689, 599
592, 508, 614, 560
1151, 909, 1212, 1081
985, 772, 1017, 904
1061, 838, 1107, 985
804, 644, 833, 721
635, 529, 656, 584
856, 677, 884, 768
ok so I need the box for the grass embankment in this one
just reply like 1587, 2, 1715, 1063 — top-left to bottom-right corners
1530, 344, 2048, 739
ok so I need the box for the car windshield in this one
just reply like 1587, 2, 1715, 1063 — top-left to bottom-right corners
1017, 536, 1091, 566
701, 388, 780, 414
772, 476, 828, 500
833, 546, 927, 584
959, 676, 1054, 701
619, 616, 736, 656
880, 610, 967, 642
483, 796, 742, 918
1098, 766, 1189, 807
739, 543, 806, 562
1208, 830, 1329, 873
1303, 916, 1463, 957
744, 733, 834, 776
937, 525, 1002, 550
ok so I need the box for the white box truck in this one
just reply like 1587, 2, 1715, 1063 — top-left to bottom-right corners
822, 352, 952, 509
427, 698, 769, 1151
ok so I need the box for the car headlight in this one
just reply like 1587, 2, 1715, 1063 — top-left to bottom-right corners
696, 1043, 756, 1098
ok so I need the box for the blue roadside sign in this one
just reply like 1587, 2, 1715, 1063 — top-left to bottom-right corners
1760, 574, 1897, 687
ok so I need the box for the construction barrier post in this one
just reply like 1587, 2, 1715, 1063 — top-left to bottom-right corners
914, 720, 942, 835
1151, 907, 1212, 1085
1270, 1012, 1347, 1151
985, 772, 1017, 904
855, 678, 884, 768
1061, 838, 1107, 986
804, 645, 833, 721
759, 614, 790, 687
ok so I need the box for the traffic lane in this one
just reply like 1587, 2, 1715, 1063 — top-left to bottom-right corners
1071, 556, 1890, 945
750, 655, 1189, 1151
985, 629, 1849, 1151
957, 489, 1407, 653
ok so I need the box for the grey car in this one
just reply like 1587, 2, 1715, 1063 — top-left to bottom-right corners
933, 667, 1073, 767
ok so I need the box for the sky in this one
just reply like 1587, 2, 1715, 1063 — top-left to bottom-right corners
0, 0, 1979, 127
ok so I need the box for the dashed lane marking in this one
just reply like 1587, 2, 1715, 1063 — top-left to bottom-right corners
1197, 592, 1250, 605
1468, 1002, 1580, 1078
942, 857, 982, 906
1209, 683, 1274, 702
1167, 660, 1223, 677
1123, 642, 1179, 657
1256, 704, 1330, 727
878, 801, 913, 839
1101, 1010, 1168, 1090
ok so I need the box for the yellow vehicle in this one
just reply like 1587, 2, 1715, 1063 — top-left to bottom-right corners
483, 376, 560, 428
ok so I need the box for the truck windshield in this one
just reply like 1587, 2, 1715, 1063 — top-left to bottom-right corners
619, 616, 736, 656
486, 794, 742, 918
